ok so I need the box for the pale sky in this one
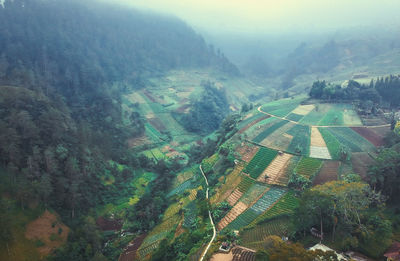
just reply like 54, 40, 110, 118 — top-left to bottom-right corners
100, 0, 400, 33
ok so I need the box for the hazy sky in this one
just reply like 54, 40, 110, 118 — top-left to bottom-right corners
101, 0, 400, 34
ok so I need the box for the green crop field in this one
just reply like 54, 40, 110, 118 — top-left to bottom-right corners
294, 157, 323, 179
241, 218, 291, 247
238, 112, 268, 130
286, 113, 304, 122
201, 153, 220, 173
253, 120, 289, 143
260, 97, 306, 116
318, 108, 344, 126
250, 187, 287, 214
237, 175, 256, 193
240, 183, 268, 205
286, 125, 310, 155
318, 128, 341, 159
225, 208, 259, 231
243, 147, 278, 179
250, 191, 298, 226
328, 127, 375, 152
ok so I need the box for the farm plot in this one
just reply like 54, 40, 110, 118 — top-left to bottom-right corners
250, 187, 287, 214
318, 128, 341, 160
244, 117, 279, 140
227, 188, 244, 206
243, 147, 278, 179
167, 179, 192, 197
285, 113, 304, 122
238, 113, 269, 131
224, 208, 259, 231
291, 104, 315, 115
351, 152, 375, 181
202, 153, 220, 173
241, 218, 290, 247
312, 161, 340, 185
259, 122, 295, 150
171, 165, 198, 189
238, 115, 270, 134
299, 104, 332, 125
294, 157, 323, 180
119, 234, 147, 261
250, 191, 299, 226
237, 175, 256, 193
211, 165, 244, 204
183, 201, 197, 228
351, 127, 388, 147
218, 202, 248, 230
318, 105, 344, 126
327, 127, 375, 152
260, 97, 305, 116
310, 127, 331, 159
286, 125, 310, 155
252, 120, 289, 144
240, 183, 268, 205
147, 117, 166, 132
343, 108, 362, 125
258, 153, 293, 186
236, 144, 259, 163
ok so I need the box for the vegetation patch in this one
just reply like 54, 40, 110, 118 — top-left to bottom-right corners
318, 128, 341, 160
252, 120, 289, 143
294, 157, 323, 180
243, 147, 278, 179
286, 124, 311, 155
286, 113, 304, 122
312, 161, 340, 185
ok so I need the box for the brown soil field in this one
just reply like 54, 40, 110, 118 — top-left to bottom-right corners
236, 144, 259, 162
127, 135, 151, 148
211, 252, 233, 261
226, 189, 244, 206
258, 153, 292, 186
351, 152, 375, 181
119, 234, 147, 261
25, 210, 70, 256
210, 165, 244, 204
351, 127, 385, 147
291, 104, 315, 115
312, 161, 340, 185
96, 216, 123, 231
218, 202, 248, 230
310, 127, 327, 147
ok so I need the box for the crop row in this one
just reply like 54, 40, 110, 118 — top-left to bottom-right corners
225, 208, 259, 231
250, 187, 286, 214
167, 179, 192, 197
318, 108, 344, 125
286, 113, 304, 122
250, 191, 299, 226
318, 128, 341, 159
328, 127, 375, 152
294, 157, 322, 179
183, 201, 197, 228
253, 120, 289, 143
243, 147, 278, 179
238, 112, 268, 130
237, 175, 255, 193
286, 125, 310, 155
241, 218, 290, 244
240, 183, 268, 205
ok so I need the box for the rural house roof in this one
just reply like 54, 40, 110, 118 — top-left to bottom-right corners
384, 242, 400, 261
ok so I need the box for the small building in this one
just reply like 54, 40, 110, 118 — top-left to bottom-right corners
384, 242, 400, 261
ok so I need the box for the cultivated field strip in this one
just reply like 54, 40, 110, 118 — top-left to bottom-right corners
241, 218, 290, 247
310, 127, 327, 147
291, 104, 315, 115
240, 183, 269, 205
313, 161, 340, 185
309, 146, 331, 159
295, 157, 323, 179
218, 202, 248, 230
257, 153, 292, 186
243, 147, 278, 179
227, 188, 244, 206
252, 120, 289, 143
259, 122, 295, 148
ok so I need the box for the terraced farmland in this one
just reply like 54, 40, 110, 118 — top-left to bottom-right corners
286, 124, 310, 155
286, 113, 304, 122
237, 175, 256, 193
291, 104, 315, 115
318, 128, 341, 160
225, 208, 259, 231
309, 127, 331, 159
227, 188, 244, 206
252, 120, 289, 143
257, 153, 292, 186
327, 127, 375, 152
260, 97, 305, 117
250, 191, 299, 225
250, 187, 286, 214
241, 218, 290, 247
351, 126, 389, 147
294, 157, 323, 179
313, 161, 340, 185
218, 201, 248, 230
243, 147, 278, 179
259, 122, 295, 149
240, 183, 268, 205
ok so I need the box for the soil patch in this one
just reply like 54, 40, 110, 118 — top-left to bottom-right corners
96, 216, 123, 231
119, 234, 147, 261
25, 210, 70, 256
147, 117, 166, 132
351, 127, 384, 147
313, 161, 340, 185
236, 144, 259, 163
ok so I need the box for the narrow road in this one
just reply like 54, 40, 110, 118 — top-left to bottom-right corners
199, 165, 216, 261
257, 106, 391, 128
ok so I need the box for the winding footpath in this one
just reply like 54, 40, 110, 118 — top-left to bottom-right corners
199, 165, 217, 261
257, 106, 391, 128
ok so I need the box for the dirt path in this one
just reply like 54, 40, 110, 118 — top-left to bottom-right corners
199, 165, 217, 261
257, 106, 390, 128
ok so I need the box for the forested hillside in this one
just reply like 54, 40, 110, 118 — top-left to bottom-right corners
0, 0, 239, 260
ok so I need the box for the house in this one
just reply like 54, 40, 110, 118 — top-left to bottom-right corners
384, 242, 400, 261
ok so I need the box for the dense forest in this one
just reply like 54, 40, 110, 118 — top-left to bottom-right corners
309, 75, 400, 108
0, 0, 238, 260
